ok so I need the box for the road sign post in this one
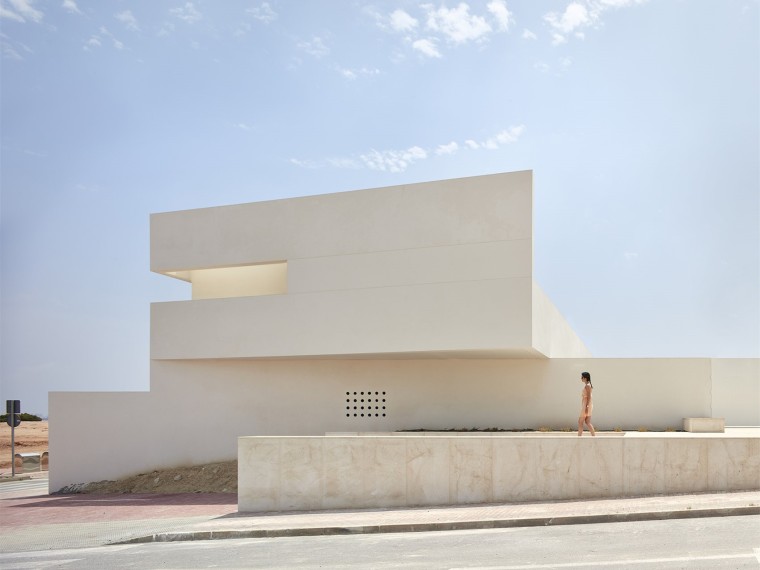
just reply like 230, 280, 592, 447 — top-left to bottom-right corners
6, 400, 21, 477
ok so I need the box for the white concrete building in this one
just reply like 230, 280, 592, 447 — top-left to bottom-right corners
49, 171, 759, 493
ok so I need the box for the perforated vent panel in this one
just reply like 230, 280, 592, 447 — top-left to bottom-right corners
345, 391, 387, 418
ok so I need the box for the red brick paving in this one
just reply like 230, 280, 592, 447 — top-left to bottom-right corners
0, 493, 237, 528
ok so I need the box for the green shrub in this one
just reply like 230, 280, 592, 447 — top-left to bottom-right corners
0, 413, 43, 422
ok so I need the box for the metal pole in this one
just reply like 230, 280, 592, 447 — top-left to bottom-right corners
11, 420, 15, 478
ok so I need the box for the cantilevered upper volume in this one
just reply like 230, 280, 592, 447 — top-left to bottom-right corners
150, 170, 590, 360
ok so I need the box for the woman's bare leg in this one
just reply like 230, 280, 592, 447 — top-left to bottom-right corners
578, 416, 585, 436
585, 416, 596, 436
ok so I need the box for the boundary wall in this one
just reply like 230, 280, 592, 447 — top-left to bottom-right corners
238, 433, 760, 512
49, 357, 758, 491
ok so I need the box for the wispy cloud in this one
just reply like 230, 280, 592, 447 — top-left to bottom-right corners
435, 141, 459, 155
522, 28, 537, 40
1, 31, 32, 59
423, 3, 492, 44
465, 126, 526, 149
116, 10, 139, 32
290, 157, 361, 170
292, 126, 526, 173
170, 2, 201, 24
234, 122, 253, 131
480, 125, 526, 149
62, 0, 80, 15
247, 2, 277, 24
158, 22, 176, 37
84, 26, 124, 51
377, 1, 513, 59
361, 146, 428, 172
412, 38, 441, 58
297, 36, 329, 58
1, 0, 43, 23
389, 9, 417, 32
545, 0, 648, 45
487, 0, 512, 31
337, 65, 380, 80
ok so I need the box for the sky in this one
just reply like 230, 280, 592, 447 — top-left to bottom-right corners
1, 0, 758, 416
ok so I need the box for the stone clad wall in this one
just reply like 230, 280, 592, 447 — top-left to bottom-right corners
238, 434, 760, 512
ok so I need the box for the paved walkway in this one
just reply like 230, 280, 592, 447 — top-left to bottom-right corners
1, 473, 758, 553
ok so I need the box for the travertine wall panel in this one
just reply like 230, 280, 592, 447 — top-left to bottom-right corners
238, 434, 760, 511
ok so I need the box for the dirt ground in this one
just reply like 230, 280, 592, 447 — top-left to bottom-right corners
0, 421, 48, 472
1, 421, 236, 494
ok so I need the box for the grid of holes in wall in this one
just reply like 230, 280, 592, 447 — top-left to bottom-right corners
346, 391, 387, 417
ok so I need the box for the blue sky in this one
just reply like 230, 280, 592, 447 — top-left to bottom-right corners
1, 0, 758, 415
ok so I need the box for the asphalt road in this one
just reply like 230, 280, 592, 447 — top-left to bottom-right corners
1, 515, 758, 569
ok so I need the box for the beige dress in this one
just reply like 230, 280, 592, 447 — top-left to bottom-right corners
581, 386, 593, 417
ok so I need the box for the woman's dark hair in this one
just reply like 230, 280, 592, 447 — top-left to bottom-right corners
581, 371, 592, 387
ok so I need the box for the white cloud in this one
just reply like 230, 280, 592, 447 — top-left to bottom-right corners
84, 35, 101, 50
0, 7, 24, 22
297, 36, 329, 58
412, 38, 441, 58
116, 10, 139, 32
487, 0, 512, 31
1, 0, 43, 23
326, 157, 361, 169
290, 157, 361, 169
376, 2, 514, 59
337, 66, 380, 80
1, 31, 32, 59
533, 61, 549, 72
158, 22, 175, 37
293, 126, 526, 173
62, 0, 80, 15
390, 9, 417, 32
560, 56, 573, 68
423, 3, 491, 44
360, 146, 428, 173
478, 125, 526, 149
247, 2, 276, 24
170, 2, 201, 24
545, 2, 589, 34
522, 28, 537, 40
551, 32, 567, 46
235, 123, 252, 131
598, 0, 646, 7
545, 0, 648, 44
435, 141, 459, 155
84, 27, 124, 51
234, 22, 252, 37
624, 251, 639, 260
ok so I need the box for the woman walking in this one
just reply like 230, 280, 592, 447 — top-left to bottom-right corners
578, 371, 596, 436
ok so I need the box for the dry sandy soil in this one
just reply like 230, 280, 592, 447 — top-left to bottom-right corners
0, 421, 48, 472
1, 421, 236, 493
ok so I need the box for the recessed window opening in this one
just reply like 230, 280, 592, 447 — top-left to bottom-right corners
170, 262, 288, 300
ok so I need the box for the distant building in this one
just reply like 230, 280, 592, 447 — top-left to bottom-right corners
49, 171, 759, 491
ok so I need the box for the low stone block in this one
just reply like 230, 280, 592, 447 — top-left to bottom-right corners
683, 418, 725, 433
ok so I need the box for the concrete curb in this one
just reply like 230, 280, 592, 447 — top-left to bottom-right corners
117, 505, 760, 544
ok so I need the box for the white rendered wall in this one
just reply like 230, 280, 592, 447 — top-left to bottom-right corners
150, 171, 559, 359
151, 171, 533, 273
711, 359, 760, 425
151, 278, 535, 359
532, 283, 592, 358
49, 357, 750, 491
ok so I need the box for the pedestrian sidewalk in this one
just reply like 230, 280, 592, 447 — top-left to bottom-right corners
1, 474, 758, 553
124, 490, 760, 544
